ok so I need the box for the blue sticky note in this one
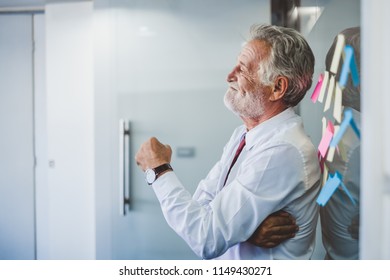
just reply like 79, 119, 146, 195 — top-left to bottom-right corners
337, 186, 345, 204
316, 173, 341, 206
340, 180, 357, 206
349, 49, 360, 87
317, 172, 357, 207
330, 109, 360, 147
349, 116, 360, 139
332, 172, 357, 206
339, 45, 360, 88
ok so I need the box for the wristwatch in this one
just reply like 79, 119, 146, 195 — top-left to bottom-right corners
145, 163, 173, 185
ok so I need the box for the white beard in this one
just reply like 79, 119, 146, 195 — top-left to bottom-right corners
224, 82, 265, 118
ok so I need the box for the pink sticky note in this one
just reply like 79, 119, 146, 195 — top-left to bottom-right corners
310, 73, 324, 103
318, 120, 334, 158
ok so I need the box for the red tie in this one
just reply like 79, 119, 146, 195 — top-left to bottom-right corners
223, 134, 246, 186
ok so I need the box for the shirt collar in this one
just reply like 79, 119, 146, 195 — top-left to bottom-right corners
244, 107, 297, 150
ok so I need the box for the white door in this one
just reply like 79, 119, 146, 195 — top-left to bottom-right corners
0, 14, 35, 260
108, 0, 270, 259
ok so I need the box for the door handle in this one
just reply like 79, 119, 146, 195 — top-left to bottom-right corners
119, 119, 131, 215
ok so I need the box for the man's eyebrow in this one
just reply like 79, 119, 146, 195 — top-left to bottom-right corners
239, 61, 249, 70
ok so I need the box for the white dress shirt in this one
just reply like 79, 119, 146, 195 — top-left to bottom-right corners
152, 108, 321, 259
320, 107, 360, 259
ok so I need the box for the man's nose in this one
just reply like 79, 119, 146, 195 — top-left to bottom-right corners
227, 66, 238, 82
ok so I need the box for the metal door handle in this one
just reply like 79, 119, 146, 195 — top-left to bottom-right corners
119, 119, 131, 215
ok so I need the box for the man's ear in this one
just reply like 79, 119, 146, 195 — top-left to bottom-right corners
269, 76, 288, 101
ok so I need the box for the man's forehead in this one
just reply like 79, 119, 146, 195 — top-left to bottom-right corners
237, 40, 270, 63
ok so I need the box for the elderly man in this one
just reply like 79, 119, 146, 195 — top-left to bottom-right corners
136, 24, 320, 259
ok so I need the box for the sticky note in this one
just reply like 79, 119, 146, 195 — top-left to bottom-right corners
317, 172, 356, 206
317, 172, 342, 206
318, 120, 334, 158
333, 82, 343, 123
311, 74, 324, 103
336, 186, 346, 204
339, 45, 360, 88
338, 141, 348, 162
324, 75, 335, 112
330, 34, 346, 74
340, 180, 357, 206
321, 164, 328, 188
330, 109, 360, 147
349, 115, 361, 139
318, 71, 329, 103
327, 124, 338, 162
326, 145, 336, 162
334, 125, 340, 137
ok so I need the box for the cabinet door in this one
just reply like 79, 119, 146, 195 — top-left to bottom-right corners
0, 14, 35, 260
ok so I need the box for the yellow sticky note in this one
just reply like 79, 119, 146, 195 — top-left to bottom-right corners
324, 75, 335, 112
330, 34, 345, 74
322, 164, 328, 188
326, 146, 336, 162
333, 83, 343, 123
318, 71, 329, 103
326, 125, 339, 162
338, 141, 348, 162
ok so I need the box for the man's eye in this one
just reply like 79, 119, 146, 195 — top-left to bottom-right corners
240, 66, 248, 74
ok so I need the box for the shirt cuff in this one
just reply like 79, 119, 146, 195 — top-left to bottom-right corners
152, 171, 182, 201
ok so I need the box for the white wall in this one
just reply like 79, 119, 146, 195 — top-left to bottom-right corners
45, 2, 95, 259
0, 14, 36, 260
34, 13, 49, 260
360, 0, 390, 259
93, 0, 114, 259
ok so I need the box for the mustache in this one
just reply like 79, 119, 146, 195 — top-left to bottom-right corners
228, 82, 239, 91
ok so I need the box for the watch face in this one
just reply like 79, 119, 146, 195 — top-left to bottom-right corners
145, 169, 156, 185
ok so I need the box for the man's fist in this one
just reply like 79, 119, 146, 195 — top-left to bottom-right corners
135, 137, 172, 171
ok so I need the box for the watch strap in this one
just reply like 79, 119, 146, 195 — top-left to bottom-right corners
153, 163, 173, 178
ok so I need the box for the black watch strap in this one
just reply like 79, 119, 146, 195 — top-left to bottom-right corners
154, 163, 173, 178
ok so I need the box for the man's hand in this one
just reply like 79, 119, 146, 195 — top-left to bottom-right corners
247, 210, 298, 248
135, 137, 172, 171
